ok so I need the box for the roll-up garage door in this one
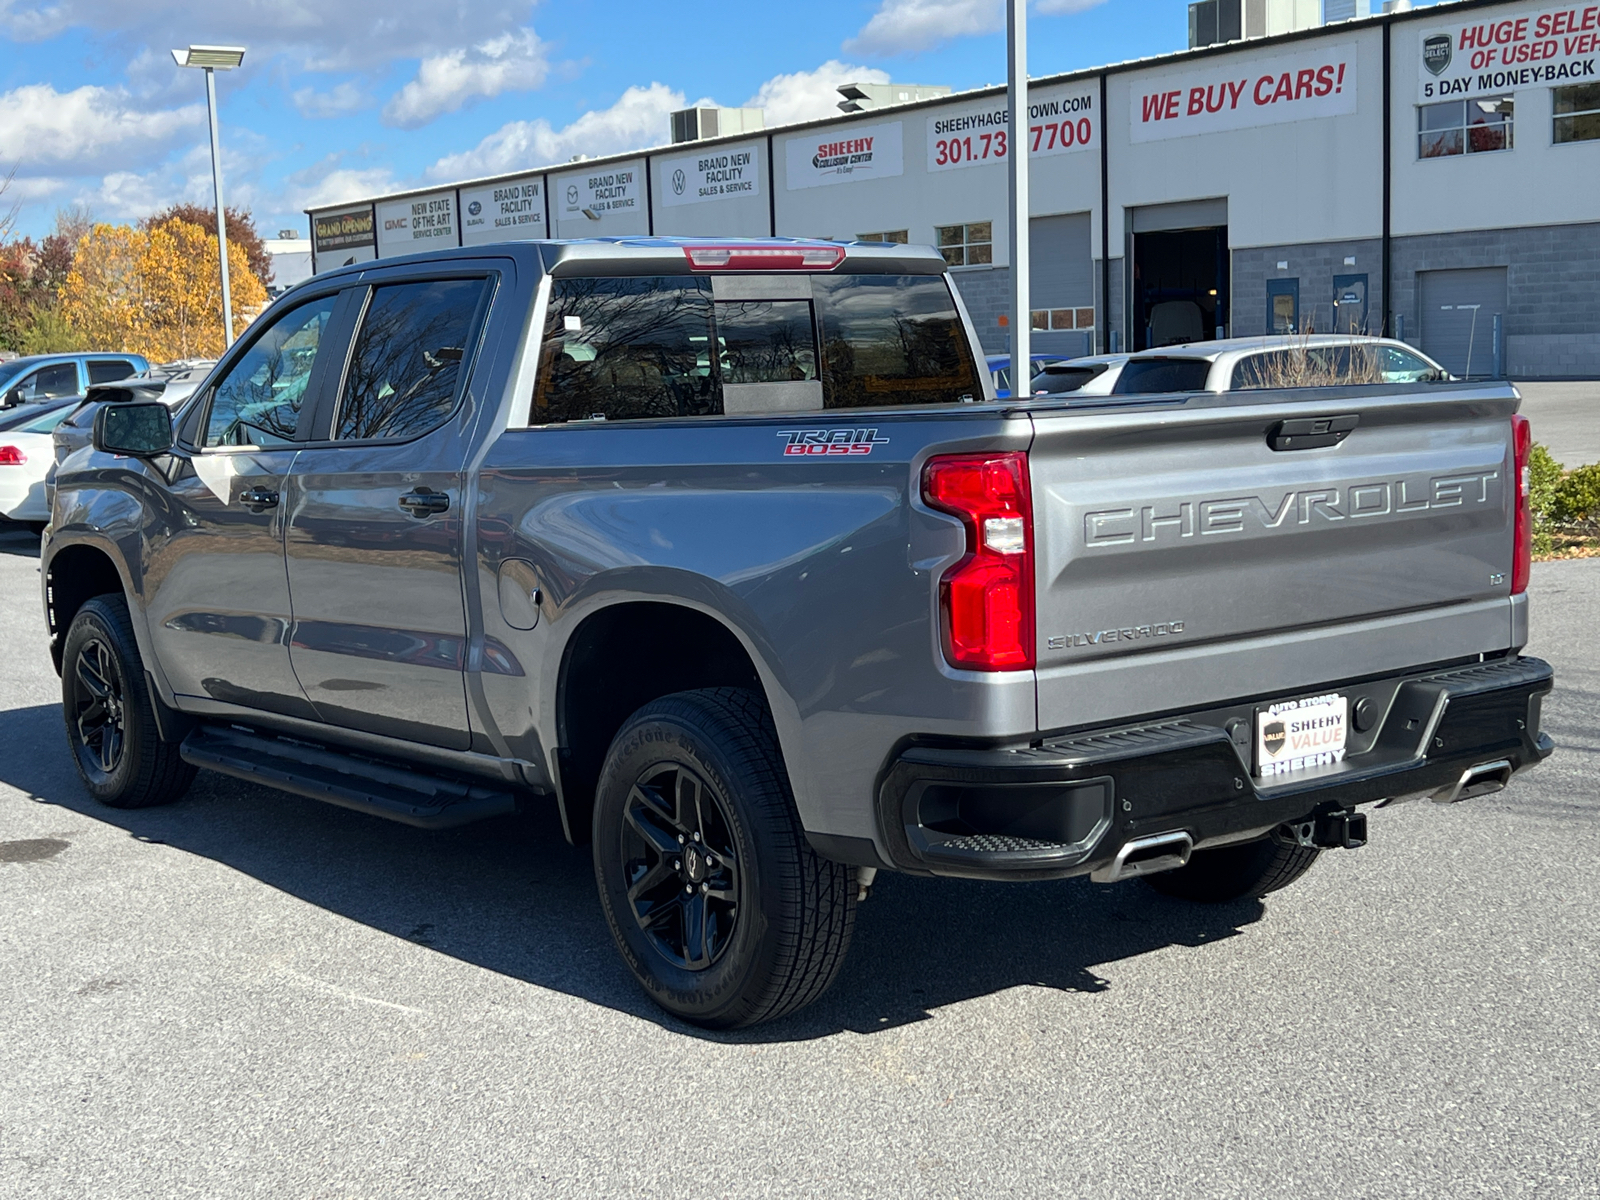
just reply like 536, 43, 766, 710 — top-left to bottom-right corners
1030, 213, 1094, 357
1420, 267, 1506, 378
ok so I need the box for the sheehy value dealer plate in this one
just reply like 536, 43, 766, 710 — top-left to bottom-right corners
1255, 693, 1348, 777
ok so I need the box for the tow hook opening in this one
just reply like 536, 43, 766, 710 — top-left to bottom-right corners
1276, 810, 1368, 851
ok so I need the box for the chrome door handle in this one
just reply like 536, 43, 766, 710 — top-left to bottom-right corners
240, 486, 279, 512
398, 488, 450, 518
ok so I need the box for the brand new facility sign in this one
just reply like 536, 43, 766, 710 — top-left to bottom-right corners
460, 176, 543, 244
1130, 42, 1359, 142
660, 145, 762, 207
1417, 4, 1600, 101
786, 121, 903, 189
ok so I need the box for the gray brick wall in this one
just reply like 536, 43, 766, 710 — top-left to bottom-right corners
1506, 333, 1600, 378
951, 264, 1110, 357
1231, 239, 1386, 337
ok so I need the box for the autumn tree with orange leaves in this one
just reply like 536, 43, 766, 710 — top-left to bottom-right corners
58, 219, 266, 361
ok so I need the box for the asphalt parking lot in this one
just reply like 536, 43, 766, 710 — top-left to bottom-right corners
1, 522, 1595, 1199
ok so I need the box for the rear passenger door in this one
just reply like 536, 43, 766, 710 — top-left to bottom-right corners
284, 271, 496, 750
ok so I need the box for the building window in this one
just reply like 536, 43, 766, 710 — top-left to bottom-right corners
1554, 83, 1600, 144
935, 222, 992, 267
1418, 96, 1514, 158
856, 230, 909, 244
1030, 307, 1095, 332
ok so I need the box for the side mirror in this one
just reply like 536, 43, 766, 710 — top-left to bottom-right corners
93, 402, 173, 458
2, 387, 20, 408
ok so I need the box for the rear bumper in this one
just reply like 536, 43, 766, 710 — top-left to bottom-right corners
874, 655, 1555, 882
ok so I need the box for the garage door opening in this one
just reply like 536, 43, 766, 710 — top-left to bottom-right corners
1419, 267, 1506, 379
1131, 224, 1229, 351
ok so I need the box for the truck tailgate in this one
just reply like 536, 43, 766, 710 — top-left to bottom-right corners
1029, 385, 1521, 732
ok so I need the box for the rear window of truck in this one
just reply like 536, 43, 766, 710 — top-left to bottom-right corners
530, 273, 979, 424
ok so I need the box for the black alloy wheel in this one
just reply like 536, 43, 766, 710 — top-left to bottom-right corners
70, 635, 126, 779
592, 688, 856, 1028
61, 595, 196, 808
621, 762, 741, 971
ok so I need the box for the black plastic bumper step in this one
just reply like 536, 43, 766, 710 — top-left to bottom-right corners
180, 725, 518, 829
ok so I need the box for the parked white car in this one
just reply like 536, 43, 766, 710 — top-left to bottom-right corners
1030, 353, 1132, 397
1107, 335, 1449, 395
0, 403, 75, 528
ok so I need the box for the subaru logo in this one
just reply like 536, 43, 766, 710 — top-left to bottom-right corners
1423, 34, 1452, 76
467, 201, 482, 216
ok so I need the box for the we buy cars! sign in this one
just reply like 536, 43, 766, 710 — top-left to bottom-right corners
1417, 4, 1600, 102
1131, 42, 1357, 142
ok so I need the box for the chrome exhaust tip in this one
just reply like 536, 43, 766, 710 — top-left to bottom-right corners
1090, 830, 1193, 884
1430, 759, 1513, 804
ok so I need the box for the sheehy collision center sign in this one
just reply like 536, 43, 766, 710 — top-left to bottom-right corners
926, 83, 1099, 172
786, 122, 904, 189
660, 145, 762, 207
1131, 42, 1358, 142
1417, 4, 1600, 102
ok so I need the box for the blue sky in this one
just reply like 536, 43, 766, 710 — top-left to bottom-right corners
0, 0, 1206, 241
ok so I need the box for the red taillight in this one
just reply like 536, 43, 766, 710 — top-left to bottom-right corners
684, 244, 845, 271
922, 451, 1035, 670
1512, 413, 1531, 595
0, 445, 25, 465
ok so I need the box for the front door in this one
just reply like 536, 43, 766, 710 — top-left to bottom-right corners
144, 292, 343, 716
284, 276, 492, 750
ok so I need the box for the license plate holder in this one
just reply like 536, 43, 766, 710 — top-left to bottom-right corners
1255, 692, 1349, 778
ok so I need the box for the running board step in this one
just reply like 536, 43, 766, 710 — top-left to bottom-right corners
180, 725, 518, 829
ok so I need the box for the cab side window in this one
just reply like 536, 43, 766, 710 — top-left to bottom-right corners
204, 294, 338, 448
533, 277, 717, 424
13, 363, 80, 403
335, 278, 490, 441
87, 359, 137, 385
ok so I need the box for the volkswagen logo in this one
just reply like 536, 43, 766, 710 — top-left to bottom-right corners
672, 168, 686, 196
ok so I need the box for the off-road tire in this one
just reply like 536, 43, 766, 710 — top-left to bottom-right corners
592, 688, 855, 1028
1144, 836, 1320, 903
62, 595, 196, 809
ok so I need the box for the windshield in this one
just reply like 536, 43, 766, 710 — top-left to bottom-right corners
1032, 366, 1103, 395
1112, 358, 1212, 394
18, 406, 71, 434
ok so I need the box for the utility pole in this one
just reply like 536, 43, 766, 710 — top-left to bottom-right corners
1006, 0, 1030, 393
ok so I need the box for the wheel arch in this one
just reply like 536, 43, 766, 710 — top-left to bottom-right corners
44, 538, 135, 675
553, 598, 789, 846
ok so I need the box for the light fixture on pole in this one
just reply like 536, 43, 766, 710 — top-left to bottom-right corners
1005, 0, 1029, 396
171, 44, 246, 349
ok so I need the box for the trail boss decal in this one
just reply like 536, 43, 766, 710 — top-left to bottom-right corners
1257, 693, 1349, 777
777, 429, 890, 457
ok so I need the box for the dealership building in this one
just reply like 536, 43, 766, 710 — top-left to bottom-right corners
306, 0, 1600, 378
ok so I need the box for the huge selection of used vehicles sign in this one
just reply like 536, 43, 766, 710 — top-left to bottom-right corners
1418, 3, 1600, 101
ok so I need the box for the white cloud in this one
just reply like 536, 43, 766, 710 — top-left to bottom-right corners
293, 81, 371, 120
383, 28, 549, 129
426, 82, 684, 181
283, 155, 401, 212
844, 0, 1106, 56
0, 0, 540, 73
0, 83, 203, 173
743, 60, 889, 127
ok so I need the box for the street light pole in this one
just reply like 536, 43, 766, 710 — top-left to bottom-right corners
203, 66, 234, 348
1006, 0, 1029, 393
172, 45, 246, 350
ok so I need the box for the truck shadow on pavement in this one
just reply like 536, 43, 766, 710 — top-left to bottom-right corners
0, 699, 1265, 1042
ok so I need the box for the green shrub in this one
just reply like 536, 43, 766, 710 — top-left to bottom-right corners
1551, 462, 1600, 525
1527, 443, 1563, 521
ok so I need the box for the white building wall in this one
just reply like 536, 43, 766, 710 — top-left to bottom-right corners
1109, 27, 1385, 248
651, 139, 770, 238
1390, 0, 1600, 237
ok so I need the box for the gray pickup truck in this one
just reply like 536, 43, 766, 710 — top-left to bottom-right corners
42, 238, 1554, 1027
